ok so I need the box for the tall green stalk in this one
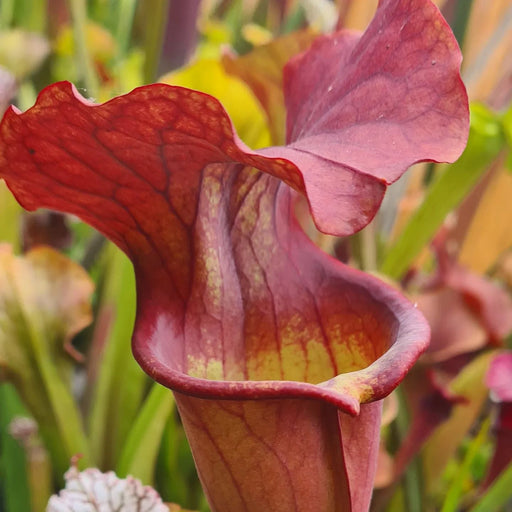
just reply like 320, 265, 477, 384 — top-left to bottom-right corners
142, 0, 169, 83
68, 0, 100, 96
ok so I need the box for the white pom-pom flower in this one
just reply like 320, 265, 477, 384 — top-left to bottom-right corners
47, 466, 169, 512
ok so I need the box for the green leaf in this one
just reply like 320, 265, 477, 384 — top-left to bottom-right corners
88, 244, 147, 469
468, 461, 512, 512
116, 383, 174, 484
0, 384, 31, 512
441, 418, 491, 512
0, 0, 15, 28
423, 351, 495, 495
380, 103, 506, 280
157, 413, 201, 507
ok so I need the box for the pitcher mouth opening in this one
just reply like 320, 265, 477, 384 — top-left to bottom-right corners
132, 265, 429, 417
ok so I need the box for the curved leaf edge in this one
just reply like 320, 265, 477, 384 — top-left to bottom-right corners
1, 81, 387, 238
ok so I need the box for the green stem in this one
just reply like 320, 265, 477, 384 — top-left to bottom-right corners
142, 0, 169, 83
115, 0, 138, 59
68, 0, 99, 96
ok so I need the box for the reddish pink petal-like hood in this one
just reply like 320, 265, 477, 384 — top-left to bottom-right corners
0, 80, 431, 410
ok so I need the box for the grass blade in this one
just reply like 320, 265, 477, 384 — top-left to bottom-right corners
469, 461, 512, 512
380, 104, 505, 280
116, 383, 174, 484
